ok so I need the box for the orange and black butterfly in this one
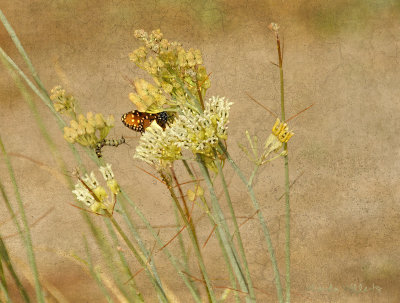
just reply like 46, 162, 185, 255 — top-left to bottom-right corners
121, 110, 168, 133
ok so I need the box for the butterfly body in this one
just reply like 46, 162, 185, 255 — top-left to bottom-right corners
121, 110, 168, 133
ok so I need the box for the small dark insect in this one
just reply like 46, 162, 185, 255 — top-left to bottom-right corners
121, 110, 168, 133
95, 137, 125, 158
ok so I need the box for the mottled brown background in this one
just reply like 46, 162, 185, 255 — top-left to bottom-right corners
1, 1, 400, 302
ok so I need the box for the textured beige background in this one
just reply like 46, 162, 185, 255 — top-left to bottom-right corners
1, 1, 400, 302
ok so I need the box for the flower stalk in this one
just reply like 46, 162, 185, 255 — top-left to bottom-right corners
161, 171, 217, 302
270, 22, 292, 303
219, 141, 284, 303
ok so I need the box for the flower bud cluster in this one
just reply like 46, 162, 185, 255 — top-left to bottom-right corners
50, 85, 76, 114
63, 112, 115, 147
129, 29, 210, 111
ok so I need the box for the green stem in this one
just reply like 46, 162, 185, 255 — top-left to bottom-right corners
276, 31, 291, 303
0, 234, 30, 303
248, 165, 259, 188
219, 142, 284, 303
0, 256, 7, 297
170, 168, 211, 301
108, 214, 169, 303
172, 203, 191, 276
83, 237, 114, 303
162, 172, 217, 302
0, 273, 12, 303
181, 160, 241, 303
120, 190, 202, 303
196, 157, 252, 300
215, 156, 256, 301
0, 135, 45, 303
0, 9, 49, 98
104, 220, 143, 302
117, 198, 164, 298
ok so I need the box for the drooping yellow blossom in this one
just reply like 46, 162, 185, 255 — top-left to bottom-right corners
263, 118, 294, 157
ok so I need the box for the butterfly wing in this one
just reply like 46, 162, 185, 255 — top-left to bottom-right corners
121, 111, 145, 132
122, 110, 168, 133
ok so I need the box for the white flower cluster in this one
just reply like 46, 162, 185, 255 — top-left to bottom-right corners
72, 164, 119, 213
204, 96, 232, 139
134, 96, 233, 166
72, 172, 101, 208
134, 122, 182, 166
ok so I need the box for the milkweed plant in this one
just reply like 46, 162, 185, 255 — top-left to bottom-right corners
0, 10, 301, 302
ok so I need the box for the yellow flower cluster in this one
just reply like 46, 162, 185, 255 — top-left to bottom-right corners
240, 119, 294, 166
50, 85, 76, 114
262, 118, 294, 161
129, 29, 210, 111
268, 118, 294, 146
128, 79, 167, 112
63, 112, 115, 147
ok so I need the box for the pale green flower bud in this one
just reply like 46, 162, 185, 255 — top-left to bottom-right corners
85, 123, 95, 135
54, 103, 64, 112
105, 115, 115, 127
93, 186, 108, 202
86, 112, 94, 120
76, 125, 86, 136
78, 114, 86, 124
107, 180, 120, 195
194, 49, 203, 65
63, 127, 77, 143
90, 201, 103, 213
95, 113, 105, 128
70, 120, 79, 130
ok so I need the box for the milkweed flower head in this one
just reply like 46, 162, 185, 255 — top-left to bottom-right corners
72, 164, 119, 215
171, 96, 232, 157
50, 85, 76, 115
134, 122, 183, 168
134, 96, 232, 167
